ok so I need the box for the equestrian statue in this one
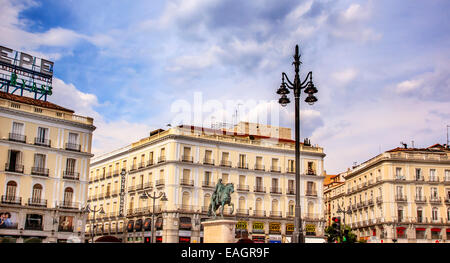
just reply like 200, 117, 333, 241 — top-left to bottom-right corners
207, 179, 234, 218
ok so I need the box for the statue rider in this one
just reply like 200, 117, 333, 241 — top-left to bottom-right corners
213, 178, 225, 205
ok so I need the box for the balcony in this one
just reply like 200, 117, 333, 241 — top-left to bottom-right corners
128, 185, 136, 192
270, 211, 282, 218
31, 167, 49, 177
113, 170, 120, 177
306, 190, 317, 197
147, 160, 154, 167
181, 155, 193, 163
367, 199, 374, 206
65, 143, 81, 152
286, 188, 295, 195
5, 163, 24, 173
306, 169, 316, 176
1, 195, 21, 205
202, 181, 215, 188
8, 133, 26, 143
270, 187, 282, 194
270, 166, 281, 173
136, 184, 144, 191
34, 137, 51, 147
158, 156, 166, 163
286, 211, 295, 218
415, 176, 425, 182
155, 179, 165, 187
105, 171, 112, 178
143, 182, 153, 190
304, 213, 322, 221
254, 164, 265, 171
27, 198, 47, 207
130, 163, 138, 171
203, 158, 214, 165
395, 195, 407, 202
415, 196, 427, 203
138, 162, 145, 169
179, 205, 194, 212
287, 168, 295, 174
376, 196, 383, 204
254, 186, 266, 193
57, 201, 80, 210
180, 179, 194, 187
236, 209, 249, 216
394, 174, 406, 181
429, 196, 441, 204
253, 210, 266, 217
237, 162, 248, 169
237, 184, 249, 192
428, 176, 440, 183
63, 170, 80, 180
220, 160, 232, 167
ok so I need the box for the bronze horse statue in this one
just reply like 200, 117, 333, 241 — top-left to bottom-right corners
207, 182, 234, 218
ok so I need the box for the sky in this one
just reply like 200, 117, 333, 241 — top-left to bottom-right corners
1, 0, 449, 174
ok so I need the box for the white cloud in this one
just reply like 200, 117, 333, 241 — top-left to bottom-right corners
332, 68, 358, 85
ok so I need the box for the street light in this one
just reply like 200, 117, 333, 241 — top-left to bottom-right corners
276, 44, 318, 243
336, 204, 352, 227
82, 204, 105, 243
140, 190, 168, 243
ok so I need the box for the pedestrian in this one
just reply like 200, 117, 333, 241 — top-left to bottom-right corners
237, 232, 254, 243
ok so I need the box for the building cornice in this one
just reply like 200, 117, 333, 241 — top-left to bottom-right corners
91, 134, 326, 166
0, 106, 96, 131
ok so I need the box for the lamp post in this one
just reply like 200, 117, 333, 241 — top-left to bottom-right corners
336, 204, 352, 227
276, 44, 318, 243
82, 204, 105, 243
140, 191, 168, 243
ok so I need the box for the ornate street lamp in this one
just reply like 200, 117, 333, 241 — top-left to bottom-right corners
140, 191, 168, 243
276, 44, 318, 243
82, 204, 105, 243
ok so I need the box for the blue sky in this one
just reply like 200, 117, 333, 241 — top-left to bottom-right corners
1, 0, 449, 174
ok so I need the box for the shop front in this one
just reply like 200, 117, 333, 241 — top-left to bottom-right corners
251, 222, 265, 243
269, 222, 281, 243
235, 221, 248, 239
285, 223, 294, 243
179, 217, 192, 243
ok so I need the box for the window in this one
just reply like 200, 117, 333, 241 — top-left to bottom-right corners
25, 214, 43, 230
32, 184, 43, 202
204, 171, 211, 184
11, 122, 24, 137
397, 207, 404, 222
63, 188, 73, 205
6, 181, 17, 199
222, 173, 229, 184
416, 229, 426, 239
415, 168, 422, 180
288, 160, 295, 172
432, 207, 439, 221
430, 169, 436, 181
431, 187, 438, 198
417, 208, 423, 223
34, 153, 46, 168
66, 158, 76, 173
6, 150, 22, 172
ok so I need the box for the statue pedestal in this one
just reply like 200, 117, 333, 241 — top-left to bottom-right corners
201, 219, 237, 243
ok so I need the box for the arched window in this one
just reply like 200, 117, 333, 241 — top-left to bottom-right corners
239, 196, 245, 210
6, 181, 17, 200
204, 193, 211, 208
288, 200, 295, 216
64, 187, 73, 205
307, 201, 314, 216
255, 198, 263, 216
182, 191, 190, 210
271, 199, 279, 212
32, 184, 42, 202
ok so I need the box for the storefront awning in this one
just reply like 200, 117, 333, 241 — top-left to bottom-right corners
416, 228, 426, 231
431, 228, 441, 232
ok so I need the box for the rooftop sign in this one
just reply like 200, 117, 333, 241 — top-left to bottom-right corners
0, 45, 54, 101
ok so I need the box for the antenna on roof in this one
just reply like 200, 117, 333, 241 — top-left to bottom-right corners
400, 141, 407, 149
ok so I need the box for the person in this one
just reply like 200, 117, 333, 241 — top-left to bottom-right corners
0, 213, 5, 228
237, 231, 254, 243
213, 178, 224, 204
3, 212, 12, 228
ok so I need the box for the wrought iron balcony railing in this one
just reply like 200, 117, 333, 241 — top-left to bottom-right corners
182, 155, 193, 163
31, 167, 49, 177
65, 143, 81, 152
8, 133, 26, 143
28, 198, 47, 207
1, 195, 21, 205
34, 137, 51, 147
5, 163, 24, 173
237, 184, 249, 191
63, 170, 80, 180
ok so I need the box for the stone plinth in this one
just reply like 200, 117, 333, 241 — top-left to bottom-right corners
201, 219, 237, 243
